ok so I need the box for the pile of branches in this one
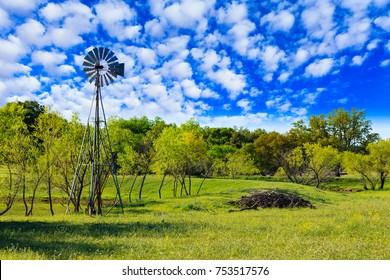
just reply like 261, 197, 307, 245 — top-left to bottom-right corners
229, 190, 315, 211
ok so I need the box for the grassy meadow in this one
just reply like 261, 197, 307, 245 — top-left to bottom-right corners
1, 175, 389, 260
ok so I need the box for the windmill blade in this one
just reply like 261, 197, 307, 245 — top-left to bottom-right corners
83, 60, 94, 67
87, 50, 98, 62
102, 48, 110, 61
88, 73, 97, 84
106, 72, 115, 83
98, 47, 105, 60
84, 54, 96, 64
92, 48, 100, 62
85, 71, 96, 78
83, 67, 95, 72
107, 55, 118, 64
103, 74, 110, 87
105, 49, 115, 61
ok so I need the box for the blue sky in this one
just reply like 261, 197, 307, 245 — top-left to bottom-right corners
0, 0, 389, 137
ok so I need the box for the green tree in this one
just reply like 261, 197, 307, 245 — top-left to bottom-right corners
34, 110, 67, 215
366, 139, 390, 189
342, 152, 377, 190
0, 102, 34, 216
226, 148, 258, 179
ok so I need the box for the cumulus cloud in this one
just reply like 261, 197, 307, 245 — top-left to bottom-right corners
305, 58, 334, 77
351, 54, 368, 66
95, 0, 141, 41
261, 10, 295, 32
237, 98, 252, 113
0, 35, 28, 63
16, 19, 46, 47
260, 46, 286, 72
0, 0, 43, 15
301, 0, 335, 39
374, 13, 390, 31
217, 1, 247, 25
335, 18, 371, 50
31, 50, 75, 76
0, 8, 11, 30
0, 76, 41, 103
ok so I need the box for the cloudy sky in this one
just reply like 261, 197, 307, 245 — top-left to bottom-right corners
1, 0, 390, 137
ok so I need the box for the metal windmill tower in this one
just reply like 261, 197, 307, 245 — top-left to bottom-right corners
66, 47, 125, 216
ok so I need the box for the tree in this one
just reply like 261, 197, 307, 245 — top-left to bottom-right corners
34, 110, 67, 215
342, 152, 377, 190
253, 131, 292, 175
152, 123, 208, 197
226, 148, 258, 179
366, 139, 390, 189
0, 102, 33, 216
303, 143, 340, 188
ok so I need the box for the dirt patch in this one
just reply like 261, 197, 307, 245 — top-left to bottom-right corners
229, 190, 315, 211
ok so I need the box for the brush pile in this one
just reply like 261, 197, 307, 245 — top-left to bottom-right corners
229, 190, 315, 211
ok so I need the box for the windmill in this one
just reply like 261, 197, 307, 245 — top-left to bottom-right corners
66, 47, 125, 216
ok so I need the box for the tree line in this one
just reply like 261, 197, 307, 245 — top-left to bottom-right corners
0, 100, 389, 216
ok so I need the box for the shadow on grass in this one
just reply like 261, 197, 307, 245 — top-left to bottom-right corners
0, 220, 191, 259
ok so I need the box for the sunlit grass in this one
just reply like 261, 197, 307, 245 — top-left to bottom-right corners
1, 176, 389, 260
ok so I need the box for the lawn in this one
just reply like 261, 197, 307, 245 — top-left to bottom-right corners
0, 176, 389, 260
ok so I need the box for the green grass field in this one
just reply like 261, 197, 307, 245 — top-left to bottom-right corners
1, 175, 389, 260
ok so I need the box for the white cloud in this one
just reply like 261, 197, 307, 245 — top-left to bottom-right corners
0, 76, 41, 102
301, 0, 335, 39
335, 18, 371, 50
161, 59, 193, 80
263, 73, 273, 83
278, 72, 291, 83
136, 48, 158, 67
16, 19, 46, 47
163, 0, 210, 29
208, 68, 246, 99
95, 0, 141, 41
261, 10, 295, 32
31, 50, 75, 76
0, 0, 43, 15
237, 98, 252, 113
294, 48, 310, 66
40, 2, 65, 21
340, 0, 372, 16
181, 79, 202, 99
217, 1, 247, 25
338, 98, 348, 104
380, 59, 390, 67
37, 1, 96, 48
0, 61, 31, 78
0, 35, 27, 63
305, 58, 334, 77
260, 46, 286, 72
351, 54, 368, 66
157, 35, 190, 58
227, 19, 256, 56
367, 39, 381, 50
374, 14, 390, 31
303, 92, 319, 105
0, 8, 11, 30
144, 19, 164, 38
198, 113, 271, 131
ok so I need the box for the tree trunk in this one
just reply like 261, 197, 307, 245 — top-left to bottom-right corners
379, 172, 386, 189
138, 173, 147, 200
129, 174, 138, 203
197, 177, 207, 195
158, 174, 166, 199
